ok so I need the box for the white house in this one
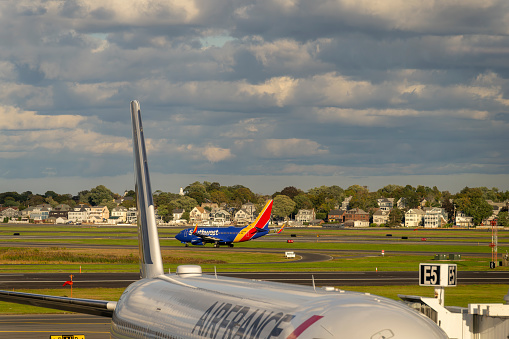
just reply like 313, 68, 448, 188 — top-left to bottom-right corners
405, 209, 425, 227
296, 209, 316, 223
424, 208, 448, 228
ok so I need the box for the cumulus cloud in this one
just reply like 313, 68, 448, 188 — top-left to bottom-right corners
0, 0, 508, 192
0, 105, 84, 130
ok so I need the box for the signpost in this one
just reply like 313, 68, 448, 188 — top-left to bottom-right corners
419, 263, 457, 306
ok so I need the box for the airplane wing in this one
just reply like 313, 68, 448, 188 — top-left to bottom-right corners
0, 290, 116, 317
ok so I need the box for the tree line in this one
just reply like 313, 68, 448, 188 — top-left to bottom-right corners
0, 183, 508, 226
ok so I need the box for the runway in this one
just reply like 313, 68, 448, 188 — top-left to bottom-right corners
1, 270, 508, 289
0, 314, 110, 339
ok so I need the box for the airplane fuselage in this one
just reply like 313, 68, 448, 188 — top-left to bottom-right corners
176, 224, 269, 246
110, 266, 448, 339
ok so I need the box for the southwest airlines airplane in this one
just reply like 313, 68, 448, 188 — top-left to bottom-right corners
175, 201, 284, 247
0, 101, 448, 339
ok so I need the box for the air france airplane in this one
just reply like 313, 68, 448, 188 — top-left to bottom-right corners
0, 101, 448, 339
175, 200, 283, 247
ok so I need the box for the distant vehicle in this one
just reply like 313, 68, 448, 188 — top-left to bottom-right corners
175, 201, 285, 247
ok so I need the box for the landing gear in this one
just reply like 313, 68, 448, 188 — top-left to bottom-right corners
214, 243, 219, 248
185, 243, 189, 247
228, 244, 234, 248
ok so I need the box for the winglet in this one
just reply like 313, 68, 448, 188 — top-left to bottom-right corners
276, 223, 286, 234
131, 100, 164, 279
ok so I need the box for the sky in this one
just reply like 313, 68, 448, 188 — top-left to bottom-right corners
0, 0, 508, 196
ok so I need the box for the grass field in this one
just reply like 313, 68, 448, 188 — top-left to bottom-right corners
0, 224, 507, 314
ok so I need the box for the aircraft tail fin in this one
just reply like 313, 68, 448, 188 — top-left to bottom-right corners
131, 100, 164, 279
253, 200, 273, 230
192, 224, 198, 235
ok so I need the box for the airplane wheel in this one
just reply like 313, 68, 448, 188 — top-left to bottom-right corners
185, 243, 189, 247
229, 244, 234, 247
214, 243, 219, 248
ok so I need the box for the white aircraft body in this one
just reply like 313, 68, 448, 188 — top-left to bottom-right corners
0, 101, 449, 339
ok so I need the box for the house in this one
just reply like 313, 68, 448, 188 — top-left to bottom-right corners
111, 206, 128, 223
171, 209, 186, 224
327, 209, 345, 222
344, 208, 370, 227
211, 209, 231, 226
296, 209, 316, 223
87, 206, 110, 223
48, 208, 69, 221
455, 212, 473, 227
0, 207, 19, 219
373, 210, 390, 226
341, 196, 353, 210
241, 202, 256, 217
126, 208, 137, 224
68, 206, 90, 223
377, 198, 393, 212
31, 207, 51, 222
424, 208, 448, 228
397, 197, 407, 209
405, 209, 425, 227
190, 207, 208, 224
234, 209, 251, 225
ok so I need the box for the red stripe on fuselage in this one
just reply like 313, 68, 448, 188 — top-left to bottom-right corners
286, 315, 324, 339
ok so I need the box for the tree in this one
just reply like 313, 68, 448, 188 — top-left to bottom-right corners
184, 182, 210, 205
455, 188, 493, 225
279, 186, 301, 200
272, 195, 296, 220
497, 211, 509, 227
387, 208, 403, 227
293, 194, 313, 211
174, 196, 198, 212
81, 185, 115, 206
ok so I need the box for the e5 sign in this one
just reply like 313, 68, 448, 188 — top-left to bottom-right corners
419, 263, 457, 287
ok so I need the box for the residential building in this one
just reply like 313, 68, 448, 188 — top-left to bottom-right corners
241, 202, 257, 217
296, 209, 316, 223
377, 198, 393, 212
344, 208, 370, 227
87, 206, 110, 223
234, 209, 251, 225
190, 207, 208, 224
424, 208, 448, 228
327, 209, 345, 222
341, 196, 353, 210
455, 212, 473, 227
172, 209, 185, 224
405, 209, 425, 227
0, 207, 19, 219
111, 206, 128, 223
397, 197, 407, 209
49, 209, 69, 220
68, 206, 90, 223
127, 208, 137, 224
373, 210, 390, 226
211, 209, 231, 226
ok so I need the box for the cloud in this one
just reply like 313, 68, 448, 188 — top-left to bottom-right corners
0, 105, 84, 130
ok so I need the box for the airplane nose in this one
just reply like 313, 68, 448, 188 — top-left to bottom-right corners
294, 294, 448, 339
